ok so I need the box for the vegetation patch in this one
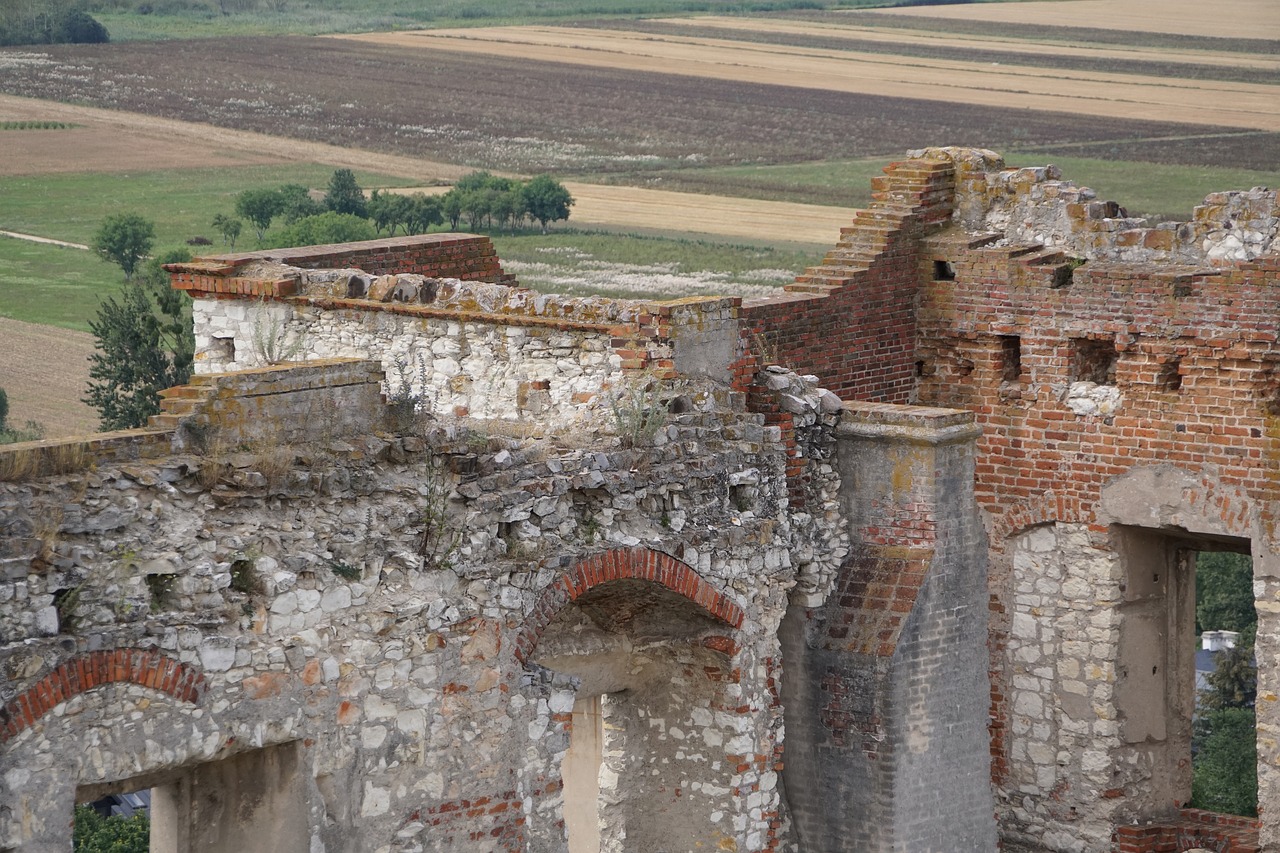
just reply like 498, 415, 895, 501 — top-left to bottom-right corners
0, 120, 78, 130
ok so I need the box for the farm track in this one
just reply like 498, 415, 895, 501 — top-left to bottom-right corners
335, 27, 1280, 132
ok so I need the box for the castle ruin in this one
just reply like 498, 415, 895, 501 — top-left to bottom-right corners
2, 147, 1278, 852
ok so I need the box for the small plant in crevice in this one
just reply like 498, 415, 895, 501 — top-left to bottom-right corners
325, 558, 362, 581
579, 513, 601, 543
609, 374, 676, 449
749, 328, 781, 368
416, 458, 461, 571
386, 352, 434, 434
229, 555, 266, 596
250, 299, 308, 366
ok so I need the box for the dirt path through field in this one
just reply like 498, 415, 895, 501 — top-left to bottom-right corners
865, 0, 1280, 40
335, 28, 1280, 132
0, 317, 98, 438
658, 16, 1280, 71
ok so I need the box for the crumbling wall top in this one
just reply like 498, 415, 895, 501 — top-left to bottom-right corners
911, 146, 1279, 266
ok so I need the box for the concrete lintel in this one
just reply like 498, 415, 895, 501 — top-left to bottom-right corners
836, 414, 981, 448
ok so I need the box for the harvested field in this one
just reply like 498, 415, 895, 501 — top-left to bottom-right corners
1, 39, 1269, 180
336, 27, 1280, 132
614, 17, 1280, 84
0, 318, 98, 438
864, 0, 1280, 41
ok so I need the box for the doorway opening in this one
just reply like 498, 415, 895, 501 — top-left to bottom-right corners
1190, 549, 1257, 818
1114, 528, 1257, 820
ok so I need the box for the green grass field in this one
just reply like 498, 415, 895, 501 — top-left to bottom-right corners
598, 155, 1280, 220
94, 0, 857, 41
0, 237, 120, 331
0, 164, 413, 247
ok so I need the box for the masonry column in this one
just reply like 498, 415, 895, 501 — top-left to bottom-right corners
780, 402, 995, 851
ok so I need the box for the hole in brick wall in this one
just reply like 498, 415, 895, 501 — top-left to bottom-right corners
999, 336, 1022, 382
915, 360, 926, 378
1258, 363, 1280, 416
932, 260, 956, 281
210, 335, 235, 363
1071, 339, 1117, 385
1158, 360, 1183, 391
955, 357, 974, 377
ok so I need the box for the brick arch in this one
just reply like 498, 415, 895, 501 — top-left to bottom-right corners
514, 547, 745, 664
990, 491, 1092, 543
0, 649, 207, 745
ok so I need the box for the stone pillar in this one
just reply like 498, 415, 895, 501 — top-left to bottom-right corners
780, 402, 995, 851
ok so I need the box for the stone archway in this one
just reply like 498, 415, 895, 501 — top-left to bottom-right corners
520, 548, 747, 853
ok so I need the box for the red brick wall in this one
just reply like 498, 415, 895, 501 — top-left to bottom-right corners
914, 242, 1280, 789
170, 233, 515, 299
738, 158, 955, 403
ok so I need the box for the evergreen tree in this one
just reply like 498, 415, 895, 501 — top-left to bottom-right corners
84, 249, 194, 431
325, 169, 367, 218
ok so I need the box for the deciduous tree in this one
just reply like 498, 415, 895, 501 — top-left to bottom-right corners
91, 213, 154, 280
235, 188, 284, 243
522, 174, 574, 233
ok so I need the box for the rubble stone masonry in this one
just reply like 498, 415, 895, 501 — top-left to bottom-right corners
3, 147, 1277, 852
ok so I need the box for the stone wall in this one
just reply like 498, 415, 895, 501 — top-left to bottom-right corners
0, 356, 831, 852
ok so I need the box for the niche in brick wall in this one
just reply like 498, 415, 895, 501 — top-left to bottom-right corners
1071, 338, 1117, 385
932, 260, 957, 281
1157, 359, 1183, 392
999, 336, 1022, 383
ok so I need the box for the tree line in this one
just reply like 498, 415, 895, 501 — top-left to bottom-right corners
211, 169, 574, 251
0, 0, 108, 45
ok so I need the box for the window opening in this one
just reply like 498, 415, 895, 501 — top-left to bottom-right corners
932, 260, 956, 281
1070, 338, 1117, 385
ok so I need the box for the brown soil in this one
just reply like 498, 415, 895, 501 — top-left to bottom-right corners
0, 94, 472, 182
336, 27, 1280, 132
864, 0, 1280, 41
0, 318, 98, 438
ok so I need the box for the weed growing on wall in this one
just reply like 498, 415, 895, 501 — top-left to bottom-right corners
416, 457, 461, 572
250, 300, 308, 366
609, 374, 680, 448
386, 353, 433, 434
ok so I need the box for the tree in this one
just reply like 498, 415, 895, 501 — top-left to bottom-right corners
522, 174, 574, 233
277, 183, 323, 225
212, 214, 242, 249
91, 213, 154, 280
73, 804, 148, 853
264, 212, 375, 248
1191, 706, 1257, 817
407, 194, 443, 235
84, 248, 194, 431
234, 188, 285, 243
441, 191, 463, 231
1196, 551, 1256, 644
325, 169, 366, 218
